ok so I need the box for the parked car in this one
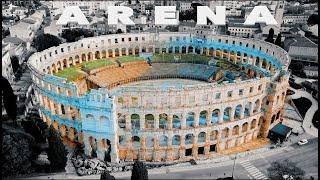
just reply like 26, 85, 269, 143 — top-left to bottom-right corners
297, 139, 308, 145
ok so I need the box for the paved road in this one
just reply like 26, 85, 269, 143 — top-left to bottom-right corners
21, 135, 318, 180
287, 87, 318, 137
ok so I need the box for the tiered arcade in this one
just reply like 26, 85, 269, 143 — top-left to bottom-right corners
28, 32, 290, 163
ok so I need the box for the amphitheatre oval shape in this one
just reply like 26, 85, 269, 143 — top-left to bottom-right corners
28, 32, 290, 162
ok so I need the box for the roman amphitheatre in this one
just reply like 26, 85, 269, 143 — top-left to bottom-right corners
28, 32, 290, 162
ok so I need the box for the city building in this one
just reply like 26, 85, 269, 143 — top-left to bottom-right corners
2, 44, 15, 83
28, 32, 290, 163
284, 36, 318, 63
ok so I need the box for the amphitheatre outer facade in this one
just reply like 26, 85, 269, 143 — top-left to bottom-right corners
28, 32, 290, 163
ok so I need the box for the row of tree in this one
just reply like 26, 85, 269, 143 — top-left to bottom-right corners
265, 28, 283, 48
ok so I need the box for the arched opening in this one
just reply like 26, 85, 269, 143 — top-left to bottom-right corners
145, 114, 154, 129
234, 104, 242, 120
134, 46, 139, 54
108, 49, 113, 57
182, 46, 186, 53
253, 99, 260, 113
117, 113, 126, 129
251, 119, 257, 129
172, 135, 180, 146
212, 109, 220, 124
199, 111, 207, 126
223, 107, 232, 122
89, 136, 97, 158
95, 51, 100, 59
198, 132, 206, 143
210, 130, 218, 141
88, 52, 93, 61
159, 113, 168, 129
131, 114, 140, 130
132, 136, 140, 148
172, 114, 181, 129
121, 48, 126, 55
188, 46, 194, 53
81, 54, 86, 61
242, 122, 249, 133
185, 134, 193, 145
232, 125, 240, 136
221, 128, 229, 139
102, 50, 107, 58
101, 139, 111, 162
244, 102, 252, 117
186, 112, 195, 127
159, 135, 168, 147
115, 48, 120, 57
146, 136, 154, 148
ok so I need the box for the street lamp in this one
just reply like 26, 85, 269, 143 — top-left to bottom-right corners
231, 153, 237, 179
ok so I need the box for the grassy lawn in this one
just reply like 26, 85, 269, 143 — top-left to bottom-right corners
81, 58, 114, 70
152, 53, 211, 64
54, 66, 83, 82
117, 55, 145, 63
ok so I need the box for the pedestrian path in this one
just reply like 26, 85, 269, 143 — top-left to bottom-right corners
240, 160, 267, 180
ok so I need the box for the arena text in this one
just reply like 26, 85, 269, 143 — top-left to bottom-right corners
57, 6, 278, 26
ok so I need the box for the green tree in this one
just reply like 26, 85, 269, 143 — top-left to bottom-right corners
1, 76, 17, 125
10, 56, 20, 74
275, 33, 282, 47
32, 34, 61, 51
131, 161, 148, 180
47, 125, 68, 171
267, 159, 305, 180
265, 28, 274, 43
100, 170, 116, 180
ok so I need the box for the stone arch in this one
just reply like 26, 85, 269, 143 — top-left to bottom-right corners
251, 119, 257, 129
255, 56, 260, 66
117, 113, 126, 129
88, 52, 93, 61
182, 46, 187, 53
119, 135, 126, 146
244, 102, 252, 117
234, 104, 242, 120
131, 114, 140, 130
212, 109, 220, 124
75, 55, 80, 63
186, 112, 195, 127
81, 53, 86, 61
132, 136, 140, 148
242, 122, 249, 133
172, 114, 181, 129
188, 46, 194, 53
101, 138, 111, 162
223, 107, 232, 122
86, 114, 94, 120
146, 136, 154, 148
198, 132, 206, 143
172, 135, 180, 146
108, 49, 113, 57
59, 124, 67, 137
102, 50, 107, 58
89, 136, 97, 157
210, 130, 218, 141
95, 51, 100, 59
253, 99, 260, 113
134, 46, 139, 54
159, 135, 168, 147
185, 133, 193, 145
159, 113, 168, 129
232, 125, 240, 136
145, 114, 154, 129
199, 110, 207, 126
121, 48, 126, 55
114, 48, 120, 57
221, 127, 229, 139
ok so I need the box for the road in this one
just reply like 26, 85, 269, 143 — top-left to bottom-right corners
144, 138, 318, 180
21, 135, 318, 180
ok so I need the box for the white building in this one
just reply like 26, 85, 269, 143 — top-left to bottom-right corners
303, 66, 318, 78
283, 14, 310, 25
2, 36, 27, 64
285, 36, 318, 63
9, 10, 45, 44
2, 44, 15, 83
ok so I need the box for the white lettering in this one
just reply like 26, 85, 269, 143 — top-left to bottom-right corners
244, 6, 278, 25
56, 6, 89, 25
197, 6, 226, 25
155, 6, 178, 25
107, 6, 135, 25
